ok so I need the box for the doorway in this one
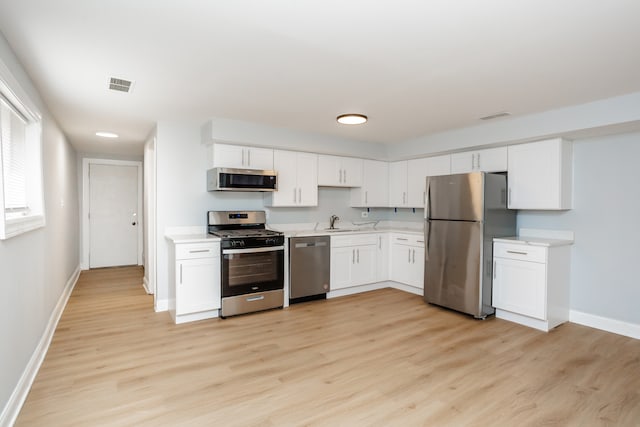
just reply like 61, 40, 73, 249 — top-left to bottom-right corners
82, 159, 143, 269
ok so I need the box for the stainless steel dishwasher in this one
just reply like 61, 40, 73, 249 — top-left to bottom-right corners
289, 235, 330, 303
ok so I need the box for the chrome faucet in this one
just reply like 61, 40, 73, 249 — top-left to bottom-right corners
329, 215, 340, 229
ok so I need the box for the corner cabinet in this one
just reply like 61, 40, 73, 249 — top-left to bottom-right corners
350, 160, 389, 207
169, 240, 221, 324
211, 143, 274, 170
318, 155, 363, 187
492, 239, 571, 332
264, 150, 318, 207
507, 139, 572, 210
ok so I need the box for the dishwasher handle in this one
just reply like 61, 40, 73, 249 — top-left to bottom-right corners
294, 241, 328, 248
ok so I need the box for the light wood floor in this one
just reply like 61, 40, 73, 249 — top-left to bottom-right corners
16, 267, 640, 426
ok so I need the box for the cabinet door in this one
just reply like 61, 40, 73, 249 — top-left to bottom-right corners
341, 157, 363, 187
363, 160, 389, 207
493, 257, 546, 320
352, 245, 377, 286
450, 152, 476, 174
212, 143, 244, 168
376, 234, 389, 282
270, 150, 298, 206
331, 246, 354, 290
507, 139, 572, 209
407, 247, 425, 288
176, 258, 220, 315
425, 155, 451, 177
388, 161, 408, 207
247, 147, 274, 170
407, 158, 430, 208
476, 147, 507, 172
318, 155, 342, 186
296, 152, 318, 206
390, 243, 411, 285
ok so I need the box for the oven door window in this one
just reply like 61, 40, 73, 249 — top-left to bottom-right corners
222, 249, 284, 296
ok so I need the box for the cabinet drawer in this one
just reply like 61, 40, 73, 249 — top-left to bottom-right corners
176, 242, 220, 259
391, 233, 424, 247
494, 242, 546, 263
331, 234, 377, 248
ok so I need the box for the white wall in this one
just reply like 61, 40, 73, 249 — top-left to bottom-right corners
517, 132, 640, 324
0, 33, 80, 421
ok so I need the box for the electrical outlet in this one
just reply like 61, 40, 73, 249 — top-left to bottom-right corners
361, 211, 369, 218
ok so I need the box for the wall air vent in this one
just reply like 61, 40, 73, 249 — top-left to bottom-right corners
108, 77, 134, 93
479, 111, 511, 121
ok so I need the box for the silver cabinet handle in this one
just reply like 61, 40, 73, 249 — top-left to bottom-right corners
352, 249, 355, 264
423, 191, 426, 205
378, 236, 382, 250
477, 153, 481, 169
471, 153, 476, 170
508, 188, 512, 206
493, 261, 496, 279
403, 192, 406, 205
408, 248, 411, 263
298, 188, 301, 203
344, 169, 347, 183
412, 249, 415, 264
247, 150, 251, 166
506, 250, 528, 255
179, 263, 183, 284
365, 191, 368, 205
396, 238, 408, 241
357, 248, 360, 263
189, 249, 209, 253
293, 188, 297, 203
339, 169, 343, 183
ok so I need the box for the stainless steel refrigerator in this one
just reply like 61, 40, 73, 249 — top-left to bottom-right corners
424, 172, 516, 318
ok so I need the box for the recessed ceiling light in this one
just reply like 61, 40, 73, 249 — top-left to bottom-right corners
337, 113, 368, 125
96, 131, 119, 138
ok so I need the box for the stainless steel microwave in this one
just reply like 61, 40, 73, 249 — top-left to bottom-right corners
207, 167, 278, 192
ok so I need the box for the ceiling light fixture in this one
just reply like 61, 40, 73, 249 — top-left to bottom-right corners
95, 131, 119, 138
337, 113, 368, 125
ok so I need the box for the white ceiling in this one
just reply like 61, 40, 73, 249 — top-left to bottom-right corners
0, 0, 639, 156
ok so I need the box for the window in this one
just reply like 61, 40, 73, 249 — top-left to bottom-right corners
0, 70, 44, 239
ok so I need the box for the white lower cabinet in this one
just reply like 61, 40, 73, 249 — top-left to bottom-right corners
169, 241, 221, 324
492, 239, 571, 331
389, 233, 424, 290
330, 234, 378, 290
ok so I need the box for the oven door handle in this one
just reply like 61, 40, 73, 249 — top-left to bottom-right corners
223, 246, 285, 255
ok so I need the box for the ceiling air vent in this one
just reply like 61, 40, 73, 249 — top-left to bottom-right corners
108, 77, 133, 93
479, 111, 511, 121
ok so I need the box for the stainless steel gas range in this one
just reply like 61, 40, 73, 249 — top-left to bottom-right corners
207, 211, 285, 317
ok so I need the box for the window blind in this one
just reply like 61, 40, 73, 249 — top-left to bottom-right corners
0, 97, 28, 212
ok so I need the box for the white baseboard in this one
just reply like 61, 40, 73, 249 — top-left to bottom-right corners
570, 310, 640, 340
155, 298, 169, 312
0, 264, 81, 427
142, 276, 152, 295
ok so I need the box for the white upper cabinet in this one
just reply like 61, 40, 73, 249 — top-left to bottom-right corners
350, 160, 388, 207
212, 143, 274, 170
265, 150, 318, 207
318, 155, 363, 187
388, 161, 408, 207
507, 138, 572, 210
450, 147, 507, 174
405, 155, 452, 208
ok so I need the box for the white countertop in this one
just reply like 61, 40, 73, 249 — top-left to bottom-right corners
493, 236, 573, 247
279, 226, 423, 238
165, 233, 221, 244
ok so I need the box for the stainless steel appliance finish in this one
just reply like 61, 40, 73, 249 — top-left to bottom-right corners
208, 210, 285, 317
424, 172, 516, 318
207, 167, 277, 192
289, 236, 330, 302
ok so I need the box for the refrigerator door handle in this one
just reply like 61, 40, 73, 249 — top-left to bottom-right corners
425, 177, 431, 219
424, 219, 430, 261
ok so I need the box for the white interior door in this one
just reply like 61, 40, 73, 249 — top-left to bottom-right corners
89, 164, 139, 268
